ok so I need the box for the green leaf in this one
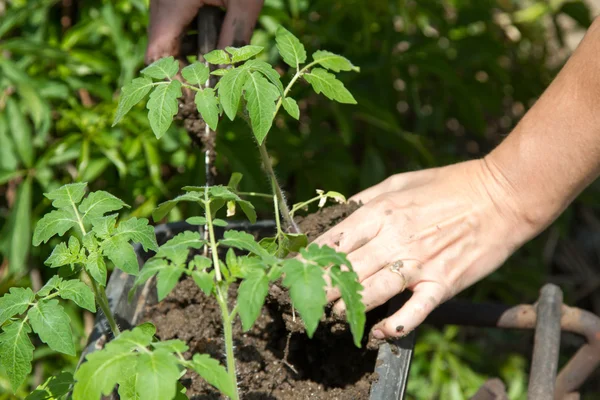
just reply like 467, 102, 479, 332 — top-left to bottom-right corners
312, 50, 360, 72
6, 98, 33, 167
203, 49, 231, 65
238, 200, 257, 224
141, 56, 179, 80
245, 60, 284, 93
113, 77, 154, 126
0, 114, 18, 171
153, 192, 203, 221
226, 45, 264, 63
58, 279, 96, 312
210, 68, 228, 76
131, 258, 164, 297
237, 270, 269, 331
0, 287, 34, 325
191, 270, 214, 296
113, 217, 159, 252
156, 231, 204, 260
44, 236, 81, 268
186, 216, 206, 225
181, 62, 209, 85
26, 371, 74, 400
282, 259, 327, 337
195, 88, 219, 130
147, 80, 182, 139
191, 354, 236, 398
243, 71, 280, 144
37, 276, 62, 298
152, 339, 189, 353
213, 218, 228, 227
32, 209, 78, 246
7, 177, 32, 273
79, 191, 128, 223
102, 238, 139, 275
135, 350, 180, 400
157, 266, 185, 301
220, 230, 277, 263
218, 67, 249, 120
117, 365, 140, 400
86, 250, 107, 286
329, 267, 365, 347
0, 320, 34, 392
91, 214, 118, 240
44, 182, 87, 209
282, 97, 299, 120
28, 300, 75, 356
73, 348, 136, 399
300, 244, 350, 268
227, 172, 243, 190
275, 26, 306, 68
303, 68, 356, 104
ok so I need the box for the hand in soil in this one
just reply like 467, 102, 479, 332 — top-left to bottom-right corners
313, 159, 531, 339
146, 0, 264, 63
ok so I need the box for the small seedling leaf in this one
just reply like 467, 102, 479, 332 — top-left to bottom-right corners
44, 182, 87, 209
186, 216, 207, 225
33, 209, 78, 246
221, 230, 277, 264
282, 97, 300, 119
152, 339, 189, 353
141, 56, 179, 80
86, 250, 107, 286
0, 320, 34, 392
226, 45, 264, 63
237, 270, 269, 331
203, 49, 231, 65
181, 62, 209, 85
195, 88, 219, 130
37, 275, 62, 297
113, 77, 154, 126
28, 300, 75, 356
303, 68, 356, 104
275, 27, 306, 68
135, 350, 180, 400
218, 67, 250, 120
157, 267, 186, 301
192, 270, 214, 295
282, 259, 327, 337
58, 279, 96, 312
153, 192, 203, 221
26, 371, 74, 400
147, 80, 182, 139
243, 71, 280, 144
156, 231, 204, 260
0, 287, 34, 325
329, 266, 366, 347
44, 236, 81, 268
191, 354, 236, 398
300, 244, 350, 268
312, 50, 360, 72
79, 191, 128, 224
245, 59, 284, 93
102, 238, 139, 276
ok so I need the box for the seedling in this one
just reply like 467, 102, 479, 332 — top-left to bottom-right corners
0, 27, 365, 400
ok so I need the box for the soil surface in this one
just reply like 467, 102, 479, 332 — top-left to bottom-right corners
144, 202, 386, 399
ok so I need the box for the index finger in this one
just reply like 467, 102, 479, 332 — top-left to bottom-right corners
217, 0, 264, 48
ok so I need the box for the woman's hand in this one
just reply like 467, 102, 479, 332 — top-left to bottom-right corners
314, 159, 535, 339
146, 0, 264, 64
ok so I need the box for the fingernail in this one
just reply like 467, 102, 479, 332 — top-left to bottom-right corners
372, 329, 384, 339
395, 325, 404, 333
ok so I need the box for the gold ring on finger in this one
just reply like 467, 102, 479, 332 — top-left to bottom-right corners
388, 260, 407, 292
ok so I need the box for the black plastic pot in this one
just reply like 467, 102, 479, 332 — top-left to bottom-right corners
79, 221, 411, 399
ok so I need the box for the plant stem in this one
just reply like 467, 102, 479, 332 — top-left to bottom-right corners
257, 142, 300, 233
289, 194, 324, 218
203, 194, 223, 282
216, 287, 239, 400
89, 277, 121, 337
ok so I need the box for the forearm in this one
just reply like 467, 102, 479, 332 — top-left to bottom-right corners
485, 16, 600, 240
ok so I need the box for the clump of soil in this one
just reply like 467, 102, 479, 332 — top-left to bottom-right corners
144, 202, 384, 399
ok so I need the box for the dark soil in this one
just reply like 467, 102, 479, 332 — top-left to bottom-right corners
144, 202, 386, 399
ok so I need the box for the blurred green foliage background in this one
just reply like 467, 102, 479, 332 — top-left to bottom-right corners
0, 0, 599, 398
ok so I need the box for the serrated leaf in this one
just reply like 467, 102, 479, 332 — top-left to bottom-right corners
0, 287, 34, 325
45, 237, 81, 268
113, 217, 158, 252
329, 266, 365, 347
28, 300, 75, 356
58, 279, 96, 312
226, 45, 264, 63
282, 259, 327, 337
102, 238, 139, 275
33, 209, 78, 246
243, 71, 280, 144
210, 68, 228, 76
275, 27, 306, 68
245, 60, 284, 93
130, 258, 165, 299
37, 276, 62, 298
113, 77, 154, 126
91, 214, 118, 239
282, 97, 299, 119
237, 270, 269, 331
135, 350, 180, 400
300, 243, 350, 267
195, 88, 219, 130
26, 371, 74, 400
156, 231, 204, 260
147, 80, 182, 139
0, 320, 34, 392
221, 230, 277, 264
303, 68, 356, 104
86, 250, 107, 286
181, 62, 209, 85
73, 348, 136, 399
218, 67, 249, 120
312, 50, 360, 72
191, 354, 236, 398
192, 270, 215, 295
203, 49, 231, 65
152, 339, 189, 353
109, 323, 156, 352
153, 192, 203, 221
186, 216, 207, 225
117, 365, 140, 400
157, 267, 185, 301
79, 191, 128, 223
44, 182, 87, 209
141, 56, 179, 80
